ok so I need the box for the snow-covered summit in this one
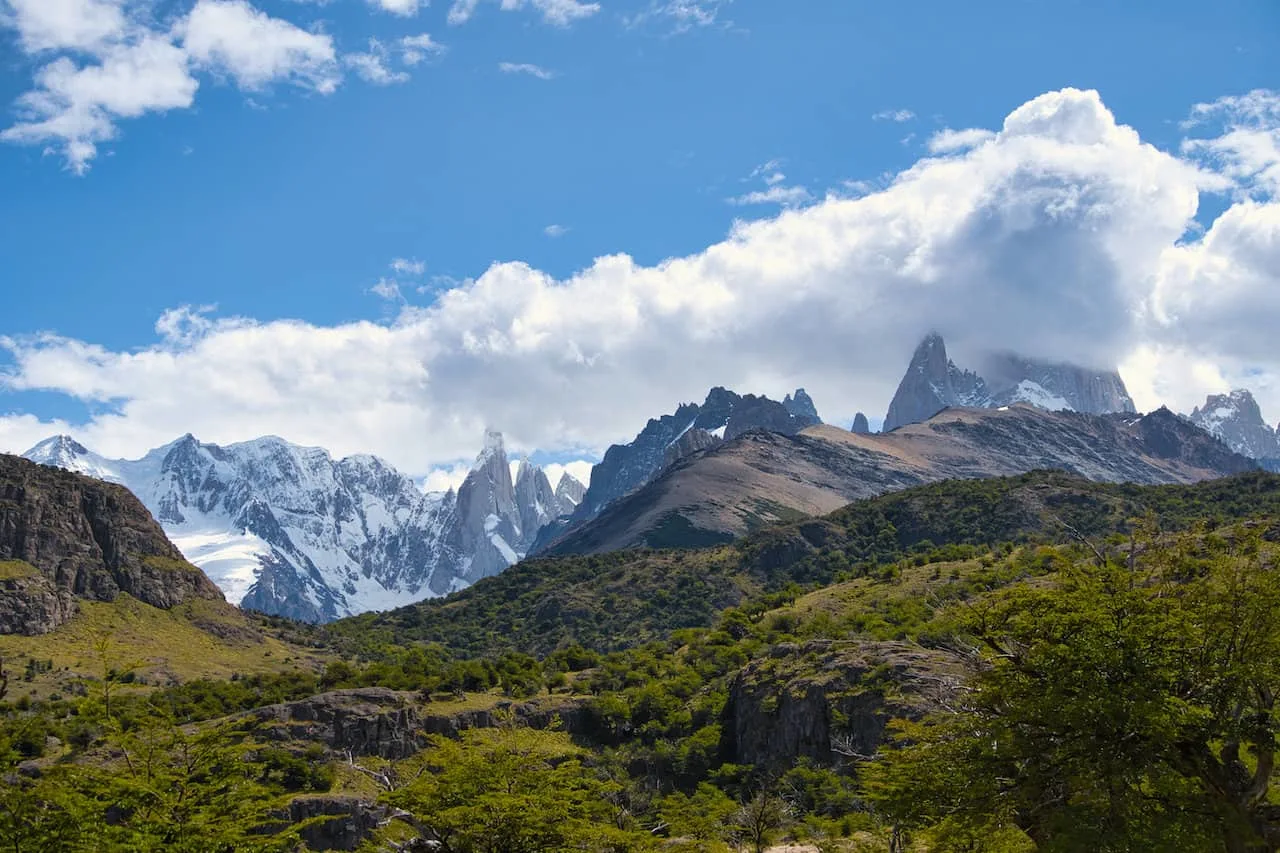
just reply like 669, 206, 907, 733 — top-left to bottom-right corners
1188, 389, 1280, 461
23, 435, 125, 483
21, 430, 574, 623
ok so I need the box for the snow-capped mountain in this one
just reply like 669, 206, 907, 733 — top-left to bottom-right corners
22, 431, 584, 622
1187, 390, 1280, 462
882, 333, 1136, 432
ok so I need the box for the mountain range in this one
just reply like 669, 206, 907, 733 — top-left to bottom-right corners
18, 334, 1278, 622
22, 431, 583, 622
541, 404, 1256, 555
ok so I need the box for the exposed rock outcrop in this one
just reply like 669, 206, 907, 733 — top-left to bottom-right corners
285, 796, 387, 852
661, 428, 721, 470
249, 688, 590, 759
534, 387, 823, 553
850, 413, 871, 435
883, 333, 1136, 432
782, 388, 822, 422
722, 640, 964, 774
0, 454, 224, 635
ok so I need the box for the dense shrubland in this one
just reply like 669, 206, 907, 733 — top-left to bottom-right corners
1, 471, 1278, 850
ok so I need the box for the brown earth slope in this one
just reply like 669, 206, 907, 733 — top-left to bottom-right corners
544, 405, 1255, 555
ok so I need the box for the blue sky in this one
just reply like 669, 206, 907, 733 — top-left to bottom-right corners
1, 0, 1279, 482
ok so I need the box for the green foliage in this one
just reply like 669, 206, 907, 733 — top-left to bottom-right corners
865, 526, 1280, 851
382, 723, 655, 852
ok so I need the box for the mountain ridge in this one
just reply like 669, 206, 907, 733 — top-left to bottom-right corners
23, 431, 584, 622
542, 404, 1256, 556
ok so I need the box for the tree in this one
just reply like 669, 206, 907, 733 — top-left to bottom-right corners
658, 782, 738, 844
385, 721, 655, 852
865, 528, 1280, 852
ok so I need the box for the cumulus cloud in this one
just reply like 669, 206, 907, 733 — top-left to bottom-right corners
732, 160, 810, 207
0, 36, 198, 173
0, 0, 363, 172
3, 88, 1280, 472
1182, 89, 1280, 197
399, 33, 445, 65
447, 0, 599, 27
181, 0, 340, 93
1, 0, 128, 52
367, 0, 422, 15
927, 127, 995, 153
391, 258, 426, 276
344, 39, 408, 85
498, 62, 556, 80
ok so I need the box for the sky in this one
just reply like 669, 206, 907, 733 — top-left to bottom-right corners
1, 0, 1279, 488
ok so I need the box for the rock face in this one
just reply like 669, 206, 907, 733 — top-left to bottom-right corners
722, 640, 963, 774
850, 413, 871, 435
1188, 390, 1280, 461
662, 427, 722, 471
533, 387, 822, 553
249, 688, 590, 759
553, 473, 586, 511
24, 431, 575, 623
285, 797, 386, 852
882, 333, 1136, 432
545, 404, 1257, 556
0, 454, 224, 635
782, 388, 821, 422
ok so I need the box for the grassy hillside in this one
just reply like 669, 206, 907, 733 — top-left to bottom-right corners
325, 470, 1280, 659
0, 595, 330, 701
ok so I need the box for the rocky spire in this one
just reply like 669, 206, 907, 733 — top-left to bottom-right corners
883, 333, 983, 432
851, 412, 871, 434
782, 388, 821, 423
554, 473, 586, 510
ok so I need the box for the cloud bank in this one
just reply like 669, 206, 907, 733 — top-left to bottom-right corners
3, 88, 1280, 478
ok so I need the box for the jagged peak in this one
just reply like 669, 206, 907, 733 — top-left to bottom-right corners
476, 429, 507, 464
555, 471, 585, 491
24, 434, 88, 459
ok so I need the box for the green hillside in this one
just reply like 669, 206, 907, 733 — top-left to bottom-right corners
2, 470, 1279, 850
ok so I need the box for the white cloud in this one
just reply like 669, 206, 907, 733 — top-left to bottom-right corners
543, 460, 593, 489
391, 257, 426, 276
400, 33, 445, 65
368, 0, 422, 15
927, 127, 995, 153
544, 224, 569, 237
728, 185, 813, 207
625, 0, 732, 33
181, 0, 341, 94
4, 88, 1280, 471
344, 39, 408, 85
369, 278, 404, 301
0, 36, 198, 173
1182, 89, 1280, 197
1, 0, 128, 53
873, 108, 915, 122
448, 0, 599, 27
498, 61, 556, 80
422, 462, 472, 493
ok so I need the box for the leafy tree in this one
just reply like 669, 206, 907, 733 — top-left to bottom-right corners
865, 528, 1280, 852
385, 721, 654, 852
658, 782, 738, 844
